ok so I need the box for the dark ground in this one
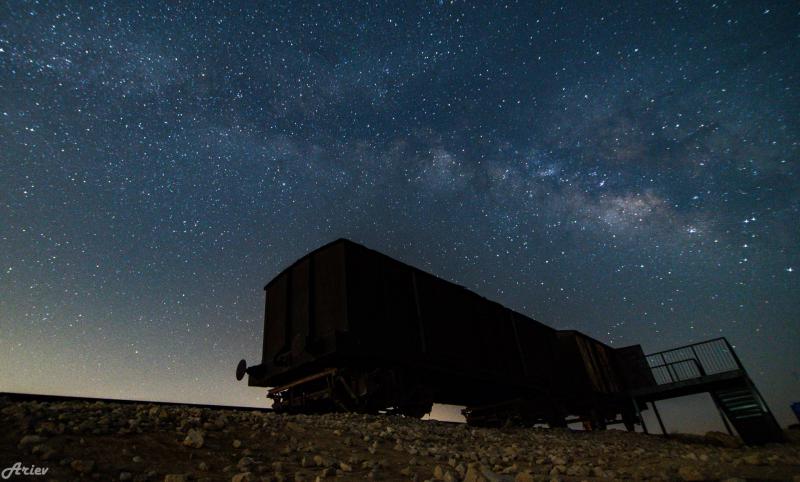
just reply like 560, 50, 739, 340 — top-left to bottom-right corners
2, 395, 799, 481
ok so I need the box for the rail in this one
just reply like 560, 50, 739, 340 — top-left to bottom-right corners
644, 337, 743, 385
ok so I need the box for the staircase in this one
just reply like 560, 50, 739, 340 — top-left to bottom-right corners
712, 383, 784, 445
633, 338, 785, 445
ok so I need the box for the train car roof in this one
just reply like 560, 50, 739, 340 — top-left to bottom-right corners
261, 238, 558, 332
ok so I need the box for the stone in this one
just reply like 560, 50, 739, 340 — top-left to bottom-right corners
198, 461, 209, 471
132, 456, 143, 463
40, 447, 57, 461
18, 435, 45, 448
70, 459, 95, 473
678, 465, 705, 481
233, 439, 242, 448
231, 473, 253, 482
120, 472, 133, 481
339, 462, 352, 472
183, 428, 205, 448
31, 444, 49, 456
434, 465, 445, 479
514, 472, 534, 482
164, 475, 189, 482
37, 421, 63, 435
215, 415, 227, 428
286, 421, 304, 432
704, 431, 742, 448
463, 465, 488, 482
742, 454, 762, 465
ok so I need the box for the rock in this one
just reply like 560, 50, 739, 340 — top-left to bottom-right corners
120, 472, 133, 481
286, 421, 304, 432
214, 414, 227, 428
183, 428, 205, 448
434, 465, 445, 479
233, 439, 242, 448
339, 462, 352, 472
132, 455, 143, 463
514, 472, 534, 482
70, 459, 95, 473
18, 435, 45, 448
31, 444, 50, 456
742, 454, 762, 465
164, 475, 189, 482
463, 465, 488, 482
198, 461, 209, 471
678, 465, 705, 481
231, 473, 253, 482
704, 431, 743, 448
37, 420, 63, 435
40, 447, 57, 461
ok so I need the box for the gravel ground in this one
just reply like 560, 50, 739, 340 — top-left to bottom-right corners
1, 397, 799, 481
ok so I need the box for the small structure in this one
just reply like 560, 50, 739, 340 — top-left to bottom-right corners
630, 337, 784, 444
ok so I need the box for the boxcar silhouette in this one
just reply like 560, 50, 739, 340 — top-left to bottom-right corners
237, 239, 783, 443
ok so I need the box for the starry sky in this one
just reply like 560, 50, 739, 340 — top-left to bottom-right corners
1, 1, 798, 429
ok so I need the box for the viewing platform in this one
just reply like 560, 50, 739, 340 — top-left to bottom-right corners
630, 337, 784, 445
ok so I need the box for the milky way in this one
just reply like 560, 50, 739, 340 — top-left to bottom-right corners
1, 2, 798, 427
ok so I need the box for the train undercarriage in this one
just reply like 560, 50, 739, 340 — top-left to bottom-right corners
264, 365, 640, 431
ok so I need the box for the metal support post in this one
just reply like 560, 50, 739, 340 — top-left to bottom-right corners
651, 401, 668, 435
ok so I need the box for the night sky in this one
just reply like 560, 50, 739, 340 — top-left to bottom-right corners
1, 2, 798, 429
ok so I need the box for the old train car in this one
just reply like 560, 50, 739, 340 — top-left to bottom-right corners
238, 238, 642, 427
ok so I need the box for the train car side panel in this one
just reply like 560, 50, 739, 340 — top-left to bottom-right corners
263, 273, 289, 364
312, 242, 348, 340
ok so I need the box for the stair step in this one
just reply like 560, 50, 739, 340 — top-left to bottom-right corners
717, 391, 751, 399
732, 413, 766, 421
720, 398, 751, 405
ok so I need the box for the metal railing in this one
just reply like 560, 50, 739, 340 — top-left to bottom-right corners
645, 337, 743, 385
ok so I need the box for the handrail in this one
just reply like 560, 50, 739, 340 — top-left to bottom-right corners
642, 337, 743, 386
648, 358, 705, 384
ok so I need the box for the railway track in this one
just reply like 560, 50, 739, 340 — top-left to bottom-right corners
0, 392, 273, 413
